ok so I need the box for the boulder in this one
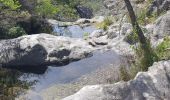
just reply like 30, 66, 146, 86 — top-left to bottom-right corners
153, 11, 170, 39
76, 5, 93, 19
63, 60, 170, 100
151, 11, 170, 46
89, 29, 104, 38
0, 34, 93, 67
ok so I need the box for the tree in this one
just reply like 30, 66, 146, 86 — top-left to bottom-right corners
35, 0, 59, 18
123, 0, 157, 70
0, 0, 21, 10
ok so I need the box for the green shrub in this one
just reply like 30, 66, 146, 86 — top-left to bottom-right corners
0, 0, 21, 10
96, 16, 113, 30
124, 32, 138, 44
134, 41, 158, 71
156, 37, 170, 60
119, 66, 131, 81
8, 26, 26, 38
35, 0, 59, 18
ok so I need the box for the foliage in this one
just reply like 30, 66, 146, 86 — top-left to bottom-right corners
7, 26, 26, 38
56, 4, 79, 21
0, 68, 34, 99
119, 64, 141, 81
35, 0, 59, 18
119, 66, 131, 81
156, 37, 170, 60
134, 40, 158, 71
0, 0, 21, 10
125, 32, 139, 44
96, 16, 113, 30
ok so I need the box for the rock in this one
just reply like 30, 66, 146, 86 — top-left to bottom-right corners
76, 5, 93, 19
104, 0, 115, 10
153, 11, 170, 39
120, 23, 133, 35
0, 34, 93, 67
151, 11, 170, 46
106, 29, 118, 39
110, 38, 134, 56
91, 16, 105, 23
76, 18, 91, 24
92, 36, 108, 45
63, 60, 170, 100
147, 0, 170, 16
89, 30, 104, 38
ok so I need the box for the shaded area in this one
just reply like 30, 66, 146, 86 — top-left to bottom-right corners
0, 67, 36, 100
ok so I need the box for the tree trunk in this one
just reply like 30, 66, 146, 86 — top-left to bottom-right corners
123, 0, 157, 70
123, 0, 147, 45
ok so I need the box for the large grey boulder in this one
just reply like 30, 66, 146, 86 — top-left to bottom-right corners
63, 60, 170, 100
0, 34, 93, 67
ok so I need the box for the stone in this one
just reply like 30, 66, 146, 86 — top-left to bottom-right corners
153, 11, 170, 39
89, 29, 104, 38
147, 0, 170, 16
151, 11, 170, 46
92, 36, 108, 45
76, 5, 93, 19
0, 34, 93, 68
63, 60, 170, 100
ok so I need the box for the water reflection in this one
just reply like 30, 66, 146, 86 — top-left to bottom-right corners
0, 51, 121, 100
20, 51, 121, 92
0, 67, 37, 100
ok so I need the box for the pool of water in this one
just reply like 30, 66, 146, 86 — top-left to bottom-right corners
53, 25, 97, 38
20, 51, 121, 92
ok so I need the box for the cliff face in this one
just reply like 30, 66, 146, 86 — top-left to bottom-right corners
63, 60, 170, 100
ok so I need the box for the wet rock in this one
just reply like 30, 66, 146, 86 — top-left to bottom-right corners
63, 60, 170, 100
0, 34, 93, 67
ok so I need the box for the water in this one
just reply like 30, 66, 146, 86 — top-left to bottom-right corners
15, 50, 122, 100
53, 25, 97, 38
20, 51, 121, 92
1, 21, 120, 100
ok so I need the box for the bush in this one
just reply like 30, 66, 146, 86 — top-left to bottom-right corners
8, 26, 26, 38
156, 37, 170, 60
96, 16, 113, 30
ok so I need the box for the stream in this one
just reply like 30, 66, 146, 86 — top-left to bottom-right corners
0, 23, 122, 100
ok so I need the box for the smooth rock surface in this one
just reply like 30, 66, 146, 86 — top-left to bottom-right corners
63, 60, 170, 100
0, 34, 93, 67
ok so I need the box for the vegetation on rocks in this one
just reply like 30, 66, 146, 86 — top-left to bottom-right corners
156, 37, 170, 60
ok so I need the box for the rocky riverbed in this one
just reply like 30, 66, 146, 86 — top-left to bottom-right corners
1, 1, 170, 99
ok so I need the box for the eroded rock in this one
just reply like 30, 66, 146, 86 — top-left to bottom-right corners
0, 34, 93, 67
